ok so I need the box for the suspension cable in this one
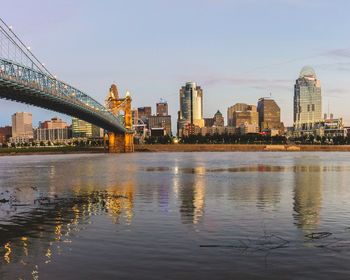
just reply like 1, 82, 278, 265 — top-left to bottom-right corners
0, 17, 55, 78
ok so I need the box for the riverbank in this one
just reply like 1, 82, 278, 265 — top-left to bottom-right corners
0, 147, 106, 156
2, 144, 350, 156
135, 144, 350, 152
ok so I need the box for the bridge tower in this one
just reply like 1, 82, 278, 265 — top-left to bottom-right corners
105, 84, 134, 153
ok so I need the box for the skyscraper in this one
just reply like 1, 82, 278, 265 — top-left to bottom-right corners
177, 82, 204, 136
294, 66, 322, 132
11, 112, 33, 141
148, 115, 172, 136
227, 103, 250, 126
257, 98, 284, 132
137, 107, 152, 120
156, 101, 168, 116
227, 103, 258, 128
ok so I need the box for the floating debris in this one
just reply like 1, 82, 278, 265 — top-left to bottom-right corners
305, 232, 332, 240
200, 233, 290, 252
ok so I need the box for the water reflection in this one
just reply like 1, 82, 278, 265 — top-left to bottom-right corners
293, 164, 323, 231
0, 187, 135, 279
1, 153, 350, 279
179, 167, 206, 224
256, 176, 281, 210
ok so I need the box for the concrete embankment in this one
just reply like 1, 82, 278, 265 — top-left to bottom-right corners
135, 144, 350, 152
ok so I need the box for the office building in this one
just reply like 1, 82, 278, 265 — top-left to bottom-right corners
177, 82, 204, 136
294, 66, 322, 134
156, 101, 168, 116
204, 110, 224, 127
39, 117, 68, 129
213, 110, 224, 127
257, 98, 284, 133
239, 123, 259, 135
72, 118, 103, 138
0, 126, 12, 144
148, 115, 172, 136
227, 103, 258, 128
11, 112, 33, 142
204, 118, 214, 127
227, 103, 251, 126
34, 127, 72, 142
33, 117, 71, 142
138, 107, 152, 120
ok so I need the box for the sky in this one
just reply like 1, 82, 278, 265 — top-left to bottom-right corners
1, 0, 350, 130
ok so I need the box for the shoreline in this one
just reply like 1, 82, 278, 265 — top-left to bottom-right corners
135, 144, 350, 152
2, 144, 350, 156
0, 147, 107, 156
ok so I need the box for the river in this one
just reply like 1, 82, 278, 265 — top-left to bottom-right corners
1, 152, 350, 279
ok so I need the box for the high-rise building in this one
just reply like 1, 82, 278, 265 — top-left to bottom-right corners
156, 101, 168, 116
227, 104, 258, 128
137, 107, 152, 120
148, 115, 172, 136
227, 103, 250, 126
177, 82, 204, 136
294, 66, 322, 132
11, 112, 33, 141
257, 98, 284, 132
72, 118, 102, 138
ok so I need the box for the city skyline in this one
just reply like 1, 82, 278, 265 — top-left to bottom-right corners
1, 0, 350, 128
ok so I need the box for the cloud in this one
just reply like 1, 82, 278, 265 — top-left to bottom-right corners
324, 48, 350, 58
315, 62, 350, 73
202, 76, 291, 91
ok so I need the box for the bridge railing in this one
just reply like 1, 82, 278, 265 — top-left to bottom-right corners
0, 58, 121, 127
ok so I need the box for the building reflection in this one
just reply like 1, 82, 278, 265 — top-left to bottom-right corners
179, 167, 206, 224
0, 182, 135, 279
226, 165, 282, 209
292, 164, 323, 232
256, 175, 281, 210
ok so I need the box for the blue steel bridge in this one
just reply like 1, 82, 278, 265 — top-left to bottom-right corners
0, 18, 126, 135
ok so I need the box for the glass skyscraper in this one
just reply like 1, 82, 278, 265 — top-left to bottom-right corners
177, 82, 204, 136
294, 66, 322, 132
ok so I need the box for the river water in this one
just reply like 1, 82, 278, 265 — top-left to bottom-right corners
1, 152, 350, 279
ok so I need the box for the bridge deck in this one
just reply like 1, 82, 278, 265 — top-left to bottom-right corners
0, 58, 126, 133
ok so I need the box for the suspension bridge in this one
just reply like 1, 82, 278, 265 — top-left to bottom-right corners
0, 18, 133, 152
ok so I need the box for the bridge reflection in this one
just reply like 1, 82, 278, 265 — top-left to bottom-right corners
0, 187, 134, 276
2, 155, 350, 278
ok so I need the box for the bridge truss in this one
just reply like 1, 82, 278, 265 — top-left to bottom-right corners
0, 17, 126, 134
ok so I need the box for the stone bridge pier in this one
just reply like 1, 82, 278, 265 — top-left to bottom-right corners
108, 132, 134, 153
